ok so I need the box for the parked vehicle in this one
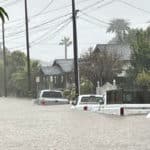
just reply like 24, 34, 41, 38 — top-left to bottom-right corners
72, 94, 104, 111
34, 89, 69, 105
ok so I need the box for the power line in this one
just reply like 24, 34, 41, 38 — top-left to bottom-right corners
4, 0, 95, 25
118, 0, 150, 15
81, 0, 105, 11
29, 13, 72, 31
80, 0, 116, 14
80, 11, 109, 25
5, 12, 71, 34
1, 13, 72, 40
1, 0, 22, 7
30, 18, 71, 45
31, 18, 72, 47
4, 1, 71, 25
31, 0, 54, 18
6, 17, 72, 50
8, 19, 72, 50
79, 16, 107, 28
97, 0, 116, 8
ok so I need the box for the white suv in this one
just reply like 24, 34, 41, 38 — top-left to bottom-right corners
35, 89, 69, 105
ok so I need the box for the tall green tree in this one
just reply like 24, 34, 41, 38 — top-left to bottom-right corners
107, 19, 130, 43
127, 27, 150, 89
130, 28, 150, 72
0, 7, 8, 96
80, 47, 122, 89
6, 51, 40, 97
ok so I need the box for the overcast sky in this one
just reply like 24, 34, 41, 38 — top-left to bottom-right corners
0, 0, 150, 63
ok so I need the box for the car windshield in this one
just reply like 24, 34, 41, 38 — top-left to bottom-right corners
80, 96, 103, 104
42, 91, 62, 98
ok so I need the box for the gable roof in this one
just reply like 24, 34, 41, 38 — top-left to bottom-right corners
53, 59, 74, 73
40, 59, 74, 76
41, 65, 63, 76
94, 44, 132, 61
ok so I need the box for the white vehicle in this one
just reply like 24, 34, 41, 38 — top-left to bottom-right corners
35, 89, 69, 105
72, 94, 104, 111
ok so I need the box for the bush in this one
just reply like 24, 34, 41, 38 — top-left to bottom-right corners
63, 87, 76, 101
80, 79, 94, 94
136, 70, 150, 89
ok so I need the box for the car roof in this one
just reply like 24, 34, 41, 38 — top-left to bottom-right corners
40, 89, 62, 93
78, 94, 103, 98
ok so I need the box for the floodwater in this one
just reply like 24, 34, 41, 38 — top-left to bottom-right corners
0, 97, 150, 150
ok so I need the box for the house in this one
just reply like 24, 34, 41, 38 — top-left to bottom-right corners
94, 44, 132, 62
38, 44, 132, 91
94, 44, 132, 85
39, 59, 74, 90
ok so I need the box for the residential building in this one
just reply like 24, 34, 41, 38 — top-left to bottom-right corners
94, 44, 132, 85
39, 59, 74, 90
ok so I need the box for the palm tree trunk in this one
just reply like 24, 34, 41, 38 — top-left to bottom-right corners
65, 44, 67, 59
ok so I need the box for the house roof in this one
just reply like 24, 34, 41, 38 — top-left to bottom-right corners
53, 59, 74, 73
94, 44, 132, 61
41, 66, 63, 76
40, 59, 74, 76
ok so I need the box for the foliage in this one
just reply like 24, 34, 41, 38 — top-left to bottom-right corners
0, 6, 9, 22
63, 87, 76, 101
126, 27, 150, 88
107, 19, 130, 44
59, 37, 72, 59
80, 47, 122, 89
63, 79, 94, 100
136, 70, 150, 88
130, 28, 150, 71
0, 50, 40, 97
10, 71, 28, 96
30, 60, 41, 97
63, 89, 71, 99
59, 37, 72, 46
128, 28, 150, 73
7, 51, 26, 74
80, 78, 94, 94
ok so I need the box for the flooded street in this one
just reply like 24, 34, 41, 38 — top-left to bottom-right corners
0, 97, 150, 150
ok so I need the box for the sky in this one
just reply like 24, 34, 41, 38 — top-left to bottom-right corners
0, 0, 150, 64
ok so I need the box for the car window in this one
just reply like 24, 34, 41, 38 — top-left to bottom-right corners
42, 91, 62, 98
80, 96, 103, 104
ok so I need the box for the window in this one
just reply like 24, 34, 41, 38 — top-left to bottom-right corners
80, 96, 103, 104
42, 91, 62, 98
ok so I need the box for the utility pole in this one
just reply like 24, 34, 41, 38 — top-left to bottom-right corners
24, 0, 31, 94
2, 22, 7, 97
72, 0, 79, 96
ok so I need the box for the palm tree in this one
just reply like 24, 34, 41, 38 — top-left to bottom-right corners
0, 7, 9, 23
107, 19, 130, 43
59, 37, 72, 59
0, 7, 8, 97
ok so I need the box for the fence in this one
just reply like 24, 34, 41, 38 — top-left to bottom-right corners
107, 89, 150, 104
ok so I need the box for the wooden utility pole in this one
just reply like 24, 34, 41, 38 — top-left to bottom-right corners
24, 0, 31, 93
71, 0, 79, 96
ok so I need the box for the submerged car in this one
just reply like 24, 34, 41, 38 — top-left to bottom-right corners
71, 94, 104, 111
35, 89, 69, 105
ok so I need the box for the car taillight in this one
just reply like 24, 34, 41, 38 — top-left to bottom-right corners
41, 100, 45, 105
83, 106, 88, 111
